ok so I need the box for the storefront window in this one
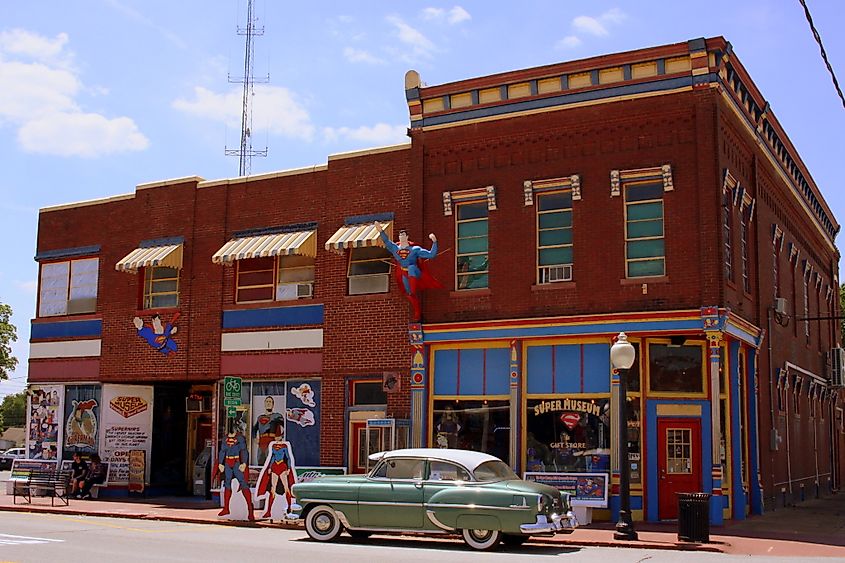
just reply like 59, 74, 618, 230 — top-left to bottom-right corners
625, 342, 641, 392
526, 397, 610, 473
626, 397, 641, 484
649, 343, 704, 393
431, 400, 509, 462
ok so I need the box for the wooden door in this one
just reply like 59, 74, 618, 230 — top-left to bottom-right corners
657, 418, 702, 519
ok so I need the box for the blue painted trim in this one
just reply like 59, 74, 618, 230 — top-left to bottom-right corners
419, 75, 710, 128
424, 318, 702, 343
405, 87, 420, 101
233, 222, 317, 238
724, 321, 759, 346
560, 75, 569, 90
747, 349, 763, 515
729, 341, 746, 520
443, 95, 451, 110
222, 304, 324, 329
529, 80, 538, 96
345, 212, 394, 225
499, 85, 508, 100
31, 319, 102, 340
656, 59, 666, 75
645, 399, 712, 522
139, 236, 184, 248
622, 65, 632, 81
688, 37, 707, 52
590, 70, 599, 86
35, 245, 100, 262
470, 90, 479, 105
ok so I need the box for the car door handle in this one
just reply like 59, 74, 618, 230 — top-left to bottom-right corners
414, 481, 423, 489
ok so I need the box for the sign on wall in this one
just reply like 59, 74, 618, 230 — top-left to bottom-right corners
26, 385, 63, 460
64, 385, 100, 459
524, 471, 610, 508
100, 384, 154, 485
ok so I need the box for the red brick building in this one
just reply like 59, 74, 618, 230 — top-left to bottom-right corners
28, 37, 843, 524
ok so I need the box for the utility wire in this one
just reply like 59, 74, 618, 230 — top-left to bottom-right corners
799, 0, 845, 109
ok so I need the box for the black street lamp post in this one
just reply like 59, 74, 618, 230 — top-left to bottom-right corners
611, 332, 638, 541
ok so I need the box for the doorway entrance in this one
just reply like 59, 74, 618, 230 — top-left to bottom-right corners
657, 418, 702, 519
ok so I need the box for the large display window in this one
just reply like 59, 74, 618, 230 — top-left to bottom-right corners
648, 342, 705, 394
431, 399, 509, 463
526, 397, 610, 473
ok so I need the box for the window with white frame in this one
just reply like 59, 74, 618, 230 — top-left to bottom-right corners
624, 181, 664, 278
235, 256, 315, 303
348, 247, 391, 295
143, 266, 179, 309
723, 190, 733, 282
803, 273, 810, 343
456, 202, 489, 289
38, 257, 99, 317
537, 191, 573, 283
741, 212, 750, 293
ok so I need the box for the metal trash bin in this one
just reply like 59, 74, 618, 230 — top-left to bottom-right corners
677, 492, 711, 543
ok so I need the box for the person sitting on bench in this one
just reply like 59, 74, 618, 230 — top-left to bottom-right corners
77, 454, 106, 499
69, 452, 88, 497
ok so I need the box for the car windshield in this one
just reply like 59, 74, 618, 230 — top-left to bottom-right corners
473, 460, 519, 482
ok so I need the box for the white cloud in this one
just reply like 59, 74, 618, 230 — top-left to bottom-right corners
0, 28, 149, 157
18, 112, 149, 157
572, 8, 627, 37
387, 15, 435, 59
172, 85, 315, 141
556, 36, 582, 49
323, 123, 408, 145
422, 6, 471, 25
343, 47, 384, 65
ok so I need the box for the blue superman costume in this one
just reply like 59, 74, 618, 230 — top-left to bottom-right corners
378, 228, 441, 320
216, 432, 254, 520
256, 441, 297, 518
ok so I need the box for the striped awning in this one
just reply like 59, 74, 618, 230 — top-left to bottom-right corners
325, 222, 392, 251
115, 243, 183, 273
212, 230, 317, 264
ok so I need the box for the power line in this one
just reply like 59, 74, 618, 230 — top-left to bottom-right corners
798, 0, 845, 109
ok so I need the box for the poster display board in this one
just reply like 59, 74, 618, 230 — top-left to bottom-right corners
27, 385, 63, 460
128, 449, 146, 494
523, 471, 610, 508
100, 384, 154, 485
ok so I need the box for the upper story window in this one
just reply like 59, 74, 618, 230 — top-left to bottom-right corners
803, 271, 810, 343
456, 202, 489, 290
537, 191, 573, 284
723, 190, 733, 282
38, 257, 99, 317
348, 247, 391, 295
235, 255, 315, 303
740, 212, 750, 293
624, 181, 665, 278
143, 266, 179, 309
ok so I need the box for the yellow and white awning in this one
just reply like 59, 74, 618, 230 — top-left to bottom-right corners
212, 230, 317, 265
325, 222, 392, 251
115, 243, 183, 273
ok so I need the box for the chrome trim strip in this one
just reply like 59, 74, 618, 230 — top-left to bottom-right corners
298, 498, 357, 505
425, 510, 455, 532
358, 501, 423, 507
346, 526, 447, 535
425, 502, 531, 511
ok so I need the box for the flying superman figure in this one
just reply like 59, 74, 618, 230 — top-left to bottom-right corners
375, 222, 440, 321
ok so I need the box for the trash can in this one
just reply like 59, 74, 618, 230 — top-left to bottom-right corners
677, 492, 711, 543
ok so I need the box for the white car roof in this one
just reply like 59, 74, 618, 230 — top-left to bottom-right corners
368, 448, 501, 471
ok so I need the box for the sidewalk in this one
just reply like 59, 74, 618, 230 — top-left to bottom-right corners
1, 488, 844, 557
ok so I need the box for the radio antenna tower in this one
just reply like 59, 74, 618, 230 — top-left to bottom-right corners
225, 0, 269, 176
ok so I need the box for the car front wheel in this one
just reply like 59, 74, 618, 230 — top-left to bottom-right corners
462, 528, 502, 550
304, 505, 343, 542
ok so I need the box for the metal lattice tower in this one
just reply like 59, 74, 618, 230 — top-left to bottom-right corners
225, 0, 269, 176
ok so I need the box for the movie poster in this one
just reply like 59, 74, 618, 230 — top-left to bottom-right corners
251, 394, 285, 466
100, 384, 154, 485
27, 385, 63, 460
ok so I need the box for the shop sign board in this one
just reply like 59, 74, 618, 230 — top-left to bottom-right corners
523, 471, 610, 508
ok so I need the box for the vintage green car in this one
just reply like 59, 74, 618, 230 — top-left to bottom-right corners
291, 448, 577, 550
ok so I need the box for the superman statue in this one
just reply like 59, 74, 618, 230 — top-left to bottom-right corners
132, 313, 178, 355
375, 222, 440, 321
256, 440, 299, 519
217, 429, 255, 520
252, 396, 284, 465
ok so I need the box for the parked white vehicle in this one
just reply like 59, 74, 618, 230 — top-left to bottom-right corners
0, 448, 25, 470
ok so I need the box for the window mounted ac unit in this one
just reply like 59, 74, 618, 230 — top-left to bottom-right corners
830, 348, 845, 387
774, 297, 788, 316
540, 264, 573, 284
296, 283, 313, 298
349, 274, 389, 295
186, 396, 211, 413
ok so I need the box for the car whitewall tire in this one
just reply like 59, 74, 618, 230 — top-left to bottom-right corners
461, 528, 502, 551
304, 505, 343, 542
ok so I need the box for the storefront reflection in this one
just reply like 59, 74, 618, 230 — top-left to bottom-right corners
526, 398, 610, 473
431, 400, 510, 463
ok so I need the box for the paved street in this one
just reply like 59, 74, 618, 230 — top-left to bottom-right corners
0, 512, 835, 563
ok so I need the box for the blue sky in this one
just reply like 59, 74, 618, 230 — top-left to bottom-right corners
1, 1, 843, 398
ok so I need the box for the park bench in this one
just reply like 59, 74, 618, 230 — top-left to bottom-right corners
59, 460, 110, 498
12, 468, 71, 506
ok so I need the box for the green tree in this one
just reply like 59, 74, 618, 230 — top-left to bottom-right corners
0, 391, 26, 433
0, 302, 17, 380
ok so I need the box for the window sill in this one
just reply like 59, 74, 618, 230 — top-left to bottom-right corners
449, 288, 492, 298
532, 281, 576, 292
620, 275, 669, 286
344, 292, 391, 302
225, 299, 319, 310
34, 312, 100, 322
136, 307, 180, 315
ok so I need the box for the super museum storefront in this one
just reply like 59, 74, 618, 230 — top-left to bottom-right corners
413, 307, 764, 524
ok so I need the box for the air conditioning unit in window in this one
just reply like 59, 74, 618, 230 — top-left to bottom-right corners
186, 396, 211, 413
296, 283, 313, 298
830, 348, 845, 387
349, 274, 389, 295
277, 283, 313, 300
540, 264, 573, 284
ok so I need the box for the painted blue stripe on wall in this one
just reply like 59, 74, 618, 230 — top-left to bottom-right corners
554, 345, 580, 393
486, 348, 510, 395
434, 350, 459, 395
31, 319, 102, 340
459, 349, 484, 395
420, 75, 709, 128
222, 304, 324, 329
583, 344, 610, 393
527, 346, 553, 394
424, 319, 702, 343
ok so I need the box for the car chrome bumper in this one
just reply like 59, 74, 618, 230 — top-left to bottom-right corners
520, 511, 578, 534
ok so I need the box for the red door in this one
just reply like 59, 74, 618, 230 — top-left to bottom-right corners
657, 418, 702, 519
349, 422, 388, 474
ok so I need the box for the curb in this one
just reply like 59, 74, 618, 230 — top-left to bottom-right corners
0, 504, 722, 552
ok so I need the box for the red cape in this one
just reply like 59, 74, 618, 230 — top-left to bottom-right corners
257, 464, 295, 496
393, 250, 442, 294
